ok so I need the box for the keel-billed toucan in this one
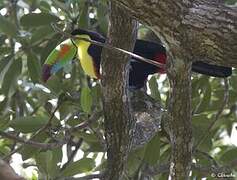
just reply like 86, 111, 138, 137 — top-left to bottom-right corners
42, 29, 232, 89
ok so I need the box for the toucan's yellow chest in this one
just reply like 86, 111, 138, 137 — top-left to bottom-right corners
75, 35, 97, 79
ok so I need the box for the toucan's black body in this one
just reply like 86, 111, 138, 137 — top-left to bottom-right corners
72, 29, 232, 89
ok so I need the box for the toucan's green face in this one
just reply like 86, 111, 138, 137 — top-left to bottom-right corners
42, 39, 77, 82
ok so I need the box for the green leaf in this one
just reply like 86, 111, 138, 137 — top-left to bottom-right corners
0, 47, 11, 55
30, 25, 55, 44
78, 1, 89, 29
0, 55, 12, 76
49, 148, 62, 177
0, 114, 10, 130
39, 1, 51, 12
91, 84, 102, 106
192, 114, 213, 151
0, 15, 17, 37
45, 75, 62, 95
20, 13, 60, 28
86, 142, 104, 152
80, 87, 92, 113
230, 75, 237, 92
61, 158, 95, 177
35, 151, 53, 176
1, 59, 22, 96
27, 52, 41, 83
144, 133, 160, 165
149, 76, 161, 101
10, 116, 48, 133
97, 2, 108, 34
219, 147, 237, 164
127, 147, 146, 176
52, 0, 69, 12
40, 34, 62, 63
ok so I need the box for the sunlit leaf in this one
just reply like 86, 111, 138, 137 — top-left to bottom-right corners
20, 13, 60, 27
80, 87, 92, 113
1, 59, 22, 96
61, 158, 95, 177
0, 15, 17, 37
30, 25, 55, 44
78, 0, 89, 29
10, 116, 48, 133
27, 51, 41, 83
35, 151, 53, 176
144, 132, 160, 165
149, 76, 161, 101
219, 147, 237, 165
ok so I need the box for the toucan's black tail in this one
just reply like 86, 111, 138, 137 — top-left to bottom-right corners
192, 61, 232, 78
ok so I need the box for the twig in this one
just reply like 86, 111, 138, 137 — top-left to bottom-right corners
68, 111, 102, 132
51, 23, 166, 69
66, 111, 106, 149
60, 138, 83, 171
194, 78, 229, 149
0, 131, 65, 149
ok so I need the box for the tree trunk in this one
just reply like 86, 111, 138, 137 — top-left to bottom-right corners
167, 58, 193, 180
101, 2, 137, 180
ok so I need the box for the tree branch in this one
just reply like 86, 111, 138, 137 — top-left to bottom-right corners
166, 57, 193, 179
112, 0, 237, 68
3, 102, 61, 159
60, 138, 83, 171
0, 131, 66, 150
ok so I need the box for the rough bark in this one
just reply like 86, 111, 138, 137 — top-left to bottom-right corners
167, 58, 193, 180
112, 0, 237, 68
101, 2, 137, 180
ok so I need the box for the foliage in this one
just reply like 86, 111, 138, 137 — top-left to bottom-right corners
0, 0, 236, 179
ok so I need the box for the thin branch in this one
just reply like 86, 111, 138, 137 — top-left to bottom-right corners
194, 78, 229, 149
51, 23, 166, 69
3, 102, 62, 159
67, 111, 106, 149
68, 111, 102, 132
60, 138, 83, 171
0, 131, 65, 149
